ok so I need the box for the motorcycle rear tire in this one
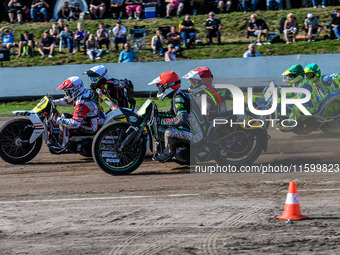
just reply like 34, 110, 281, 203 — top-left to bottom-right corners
291, 129, 313, 135
92, 121, 146, 175
213, 128, 265, 166
320, 121, 340, 136
173, 156, 190, 165
0, 118, 42, 164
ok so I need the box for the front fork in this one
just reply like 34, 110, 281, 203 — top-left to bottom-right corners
118, 124, 147, 152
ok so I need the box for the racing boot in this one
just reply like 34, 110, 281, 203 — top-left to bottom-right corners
153, 150, 172, 163
47, 126, 69, 153
47, 141, 67, 154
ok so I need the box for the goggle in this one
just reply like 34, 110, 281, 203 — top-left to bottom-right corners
287, 73, 298, 79
90, 77, 100, 83
157, 84, 166, 93
64, 89, 73, 98
189, 79, 203, 88
305, 72, 315, 79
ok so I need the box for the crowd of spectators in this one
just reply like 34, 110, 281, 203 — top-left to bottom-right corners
0, 0, 339, 62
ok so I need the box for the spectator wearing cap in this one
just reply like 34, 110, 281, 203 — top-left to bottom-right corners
8, 0, 24, 24
164, 44, 176, 61
30, 0, 49, 23
39, 30, 55, 58
0, 26, 15, 51
304, 13, 323, 42
113, 20, 127, 50
243, 44, 261, 58
110, 0, 124, 19
17, 31, 34, 57
205, 12, 221, 45
118, 43, 140, 63
331, 9, 340, 40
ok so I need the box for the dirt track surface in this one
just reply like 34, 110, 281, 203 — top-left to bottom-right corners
0, 117, 340, 255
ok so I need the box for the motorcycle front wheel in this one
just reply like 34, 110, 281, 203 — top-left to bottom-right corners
212, 128, 265, 166
92, 121, 146, 175
0, 118, 42, 164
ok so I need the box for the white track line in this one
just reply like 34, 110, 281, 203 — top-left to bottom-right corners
298, 188, 340, 192
0, 193, 200, 204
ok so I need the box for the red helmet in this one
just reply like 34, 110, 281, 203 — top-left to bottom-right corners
57, 76, 85, 103
148, 71, 181, 100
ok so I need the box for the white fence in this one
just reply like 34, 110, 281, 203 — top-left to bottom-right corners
1, 53, 340, 98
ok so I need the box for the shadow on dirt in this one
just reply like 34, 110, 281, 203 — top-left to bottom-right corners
290, 133, 340, 140
27, 160, 93, 165
132, 167, 190, 176
308, 217, 340, 220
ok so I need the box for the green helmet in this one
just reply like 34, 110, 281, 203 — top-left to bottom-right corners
304, 63, 321, 81
282, 64, 305, 86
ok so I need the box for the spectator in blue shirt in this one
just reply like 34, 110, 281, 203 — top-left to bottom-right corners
118, 43, 140, 63
0, 26, 15, 51
243, 44, 261, 58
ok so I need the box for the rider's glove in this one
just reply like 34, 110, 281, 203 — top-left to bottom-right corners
129, 98, 136, 109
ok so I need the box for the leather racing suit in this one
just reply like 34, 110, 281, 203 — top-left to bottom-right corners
53, 89, 102, 148
95, 78, 136, 111
158, 90, 191, 157
288, 78, 320, 121
311, 75, 338, 98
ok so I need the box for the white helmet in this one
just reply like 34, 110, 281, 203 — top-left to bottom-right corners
57, 76, 85, 103
84, 65, 109, 90
182, 67, 213, 91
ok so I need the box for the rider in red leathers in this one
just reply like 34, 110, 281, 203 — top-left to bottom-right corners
48, 76, 102, 153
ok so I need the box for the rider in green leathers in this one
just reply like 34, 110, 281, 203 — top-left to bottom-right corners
281, 64, 320, 124
304, 63, 337, 98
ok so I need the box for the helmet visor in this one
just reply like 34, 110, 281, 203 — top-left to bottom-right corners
305, 72, 315, 79
189, 79, 203, 89
282, 73, 296, 82
157, 84, 166, 93
64, 89, 74, 102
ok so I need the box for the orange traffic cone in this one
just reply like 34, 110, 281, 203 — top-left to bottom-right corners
276, 181, 308, 221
